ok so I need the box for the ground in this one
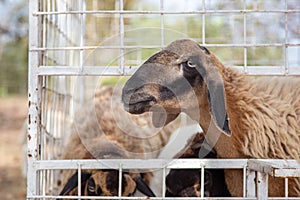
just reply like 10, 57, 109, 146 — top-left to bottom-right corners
0, 97, 27, 200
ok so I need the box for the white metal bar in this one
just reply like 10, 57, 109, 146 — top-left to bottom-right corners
201, 0, 205, 45
160, 0, 165, 48
246, 170, 256, 197
284, 0, 289, 75
32, 9, 300, 16
79, 0, 85, 71
27, 195, 261, 200
78, 0, 86, 105
78, 163, 82, 197
285, 178, 289, 197
28, 0, 41, 197
273, 168, 300, 178
243, 0, 248, 73
119, 0, 125, 73
118, 164, 123, 197
200, 165, 205, 198
34, 159, 249, 170
248, 159, 300, 177
162, 167, 166, 199
35, 65, 300, 76
29, 43, 300, 51
256, 172, 268, 200
243, 165, 247, 197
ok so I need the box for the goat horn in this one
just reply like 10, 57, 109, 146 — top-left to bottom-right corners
58, 171, 91, 198
133, 176, 156, 197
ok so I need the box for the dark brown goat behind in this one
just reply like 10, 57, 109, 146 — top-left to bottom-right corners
59, 86, 180, 199
166, 132, 230, 197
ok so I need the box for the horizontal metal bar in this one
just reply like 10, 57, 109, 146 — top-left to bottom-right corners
34, 159, 248, 170
27, 195, 259, 200
268, 198, 300, 200
30, 45, 162, 51
274, 168, 300, 178
37, 66, 133, 76
248, 159, 300, 178
37, 65, 300, 76
25, 197, 300, 200
29, 43, 300, 51
32, 9, 300, 16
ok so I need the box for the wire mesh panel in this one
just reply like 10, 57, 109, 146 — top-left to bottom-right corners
28, 0, 300, 199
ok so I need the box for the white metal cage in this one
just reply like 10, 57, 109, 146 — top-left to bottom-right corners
28, 0, 300, 199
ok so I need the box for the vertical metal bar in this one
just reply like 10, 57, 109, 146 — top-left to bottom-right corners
80, 0, 85, 71
284, 0, 289, 74
48, 79, 54, 160
285, 178, 289, 197
77, 0, 86, 106
78, 163, 82, 197
243, 165, 247, 197
28, 0, 41, 197
200, 165, 205, 198
246, 169, 256, 197
202, 0, 206, 45
119, 0, 125, 74
118, 164, 123, 197
160, 0, 165, 48
243, 0, 248, 74
41, 77, 47, 161
162, 167, 166, 199
42, 169, 46, 197
42, 0, 47, 66
256, 172, 268, 200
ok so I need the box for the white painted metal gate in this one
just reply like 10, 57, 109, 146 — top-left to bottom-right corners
28, 0, 300, 199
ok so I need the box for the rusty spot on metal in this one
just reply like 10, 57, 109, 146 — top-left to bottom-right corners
28, 101, 31, 107
28, 134, 31, 141
28, 154, 32, 157
28, 115, 31, 124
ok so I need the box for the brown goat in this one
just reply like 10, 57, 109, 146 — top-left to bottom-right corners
122, 39, 300, 197
166, 132, 230, 197
59, 86, 179, 198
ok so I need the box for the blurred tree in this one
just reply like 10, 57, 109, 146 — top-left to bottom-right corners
0, 0, 28, 96
0, 37, 28, 95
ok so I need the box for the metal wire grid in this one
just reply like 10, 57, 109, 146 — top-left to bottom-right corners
28, 0, 300, 199
30, 0, 300, 76
29, 158, 300, 199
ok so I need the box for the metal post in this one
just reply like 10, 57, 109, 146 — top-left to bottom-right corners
246, 169, 256, 197
256, 172, 268, 200
28, 0, 41, 198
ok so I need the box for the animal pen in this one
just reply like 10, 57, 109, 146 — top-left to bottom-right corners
28, 0, 300, 199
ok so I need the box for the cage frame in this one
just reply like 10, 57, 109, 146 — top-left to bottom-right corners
28, 0, 300, 199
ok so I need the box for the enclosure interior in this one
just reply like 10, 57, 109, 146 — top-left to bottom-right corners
28, 0, 300, 199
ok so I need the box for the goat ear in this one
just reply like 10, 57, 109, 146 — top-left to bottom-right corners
206, 80, 231, 136
133, 176, 156, 197
152, 110, 179, 128
189, 54, 231, 136
59, 171, 92, 196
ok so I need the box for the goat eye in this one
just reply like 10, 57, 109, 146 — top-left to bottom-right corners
187, 60, 196, 68
88, 178, 96, 192
88, 185, 95, 192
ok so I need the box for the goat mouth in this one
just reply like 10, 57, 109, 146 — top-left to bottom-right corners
124, 96, 157, 114
178, 185, 201, 197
